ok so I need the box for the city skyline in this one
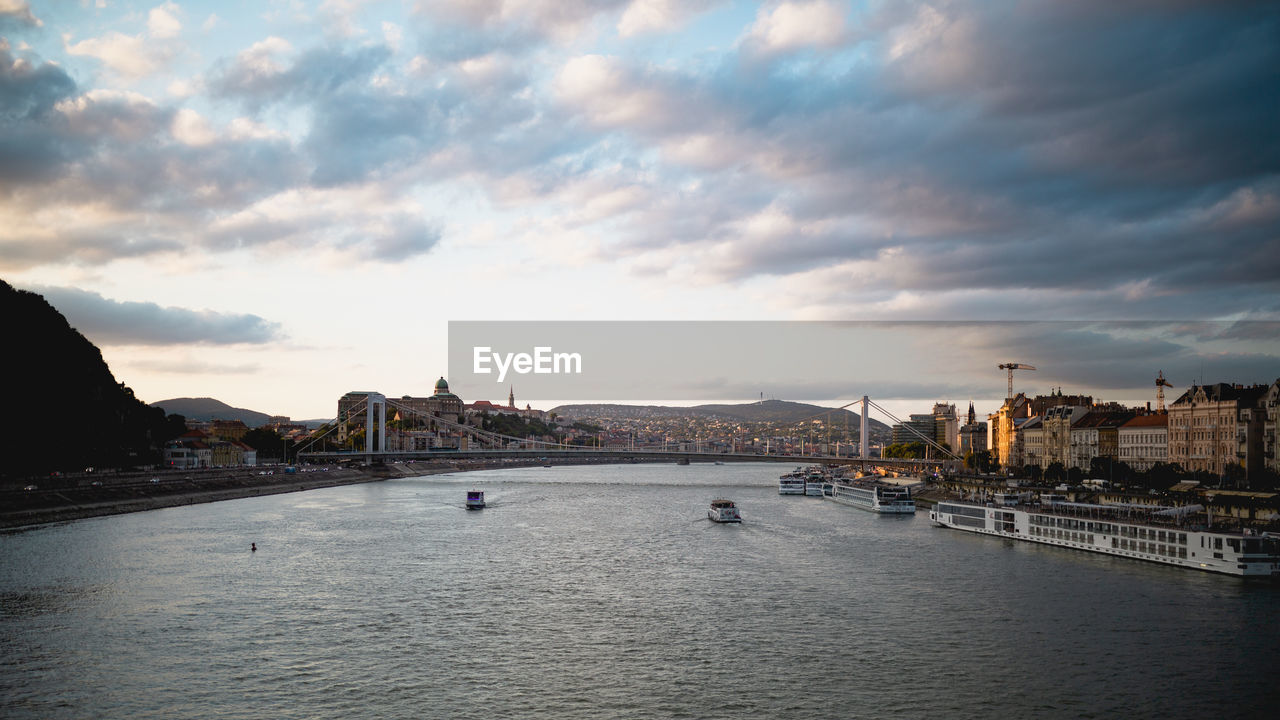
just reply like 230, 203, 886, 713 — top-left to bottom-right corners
2, 1, 1278, 420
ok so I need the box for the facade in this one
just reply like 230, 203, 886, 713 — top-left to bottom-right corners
1168, 383, 1268, 478
1040, 405, 1091, 470
892, 414, 938, 445
1266, 380, 1280, 475
1119, 413, 1168, 472
1069, 411, 1134, 472
932, 403, 959, 451
989, 394, 1028, 469
959, 421, 988, 455
210, 420, 250, 441
1019, 416, 1044, 469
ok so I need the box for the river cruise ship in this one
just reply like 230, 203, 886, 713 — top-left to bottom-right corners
805, 471, 826, 497
779, 469, 807, 495
827, 480, 916, 514
930, 500, 1280, 577
708, 499, 742, 523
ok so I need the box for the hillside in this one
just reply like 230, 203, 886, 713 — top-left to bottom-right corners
150, 397, 272, 427
551, 399, 892, 433
0, 280, 175, 479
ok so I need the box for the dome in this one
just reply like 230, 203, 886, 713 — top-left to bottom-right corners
434, 377, 449, 392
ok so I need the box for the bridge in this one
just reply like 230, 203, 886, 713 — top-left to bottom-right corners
296, 394, 964, 475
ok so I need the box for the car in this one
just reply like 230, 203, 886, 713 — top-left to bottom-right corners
150, 478, 160, 483
23, 484, 37, 491
90, 480, 103, 487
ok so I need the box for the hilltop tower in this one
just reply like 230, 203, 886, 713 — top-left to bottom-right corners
508, 385, 515, 408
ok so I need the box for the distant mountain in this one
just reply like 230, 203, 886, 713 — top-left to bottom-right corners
150, 397, 272, 427
551, 399, 892, 433
1, 280, 176, 478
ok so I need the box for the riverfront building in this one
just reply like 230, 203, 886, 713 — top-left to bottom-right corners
1118, 413, 1168, 472
1167, 383, 1268, 478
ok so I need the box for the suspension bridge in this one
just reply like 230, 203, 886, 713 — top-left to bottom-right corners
295, 394, 965, 475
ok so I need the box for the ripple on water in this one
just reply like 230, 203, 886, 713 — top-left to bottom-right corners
2, 464, 1279, 719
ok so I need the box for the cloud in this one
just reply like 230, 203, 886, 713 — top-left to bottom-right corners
743, 1, 848, 55
617, 0, 720, 37
32, 285, 285, 346
0, 0, 41, 29
64, 14, 183, 79
148, 3, 182, 40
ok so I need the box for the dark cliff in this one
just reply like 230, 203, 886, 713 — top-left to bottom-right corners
1, 280, 171, 479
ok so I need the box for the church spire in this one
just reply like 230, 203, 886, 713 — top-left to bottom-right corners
508, 385, 515, 408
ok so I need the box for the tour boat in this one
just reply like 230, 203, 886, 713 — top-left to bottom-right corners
827, 479, 916, 513
805, 471, 826, 497
465, 490, 485, 510
708, 499, 742, 523
930, 499, 1280, 577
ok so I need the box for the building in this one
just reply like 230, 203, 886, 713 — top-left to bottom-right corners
932, 402, 959, 451
1017, 416, 1043, 469
209, 420, 250, 441
958, 401, 988, 456
892, 414, 939, 445
1040, 405, 1091, 470
1168, 383, 1268, 478
1069, 411, 1135, 472
989, 394, 1028, 469
1119, 413, 1168, 472
1265, 380, 1280, 475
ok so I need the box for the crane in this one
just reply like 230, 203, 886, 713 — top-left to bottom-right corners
1155, 370, 1173, 413
997, 362, 1036, 399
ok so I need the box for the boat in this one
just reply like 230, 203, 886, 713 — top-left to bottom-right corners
805, 471, 826, 497
465, 490, 485, 510
827, 479, 916, 513
929, 499, 1280, 577
778, 470, 807, 495
677, 457, 690, 466
708, 499, 742, 523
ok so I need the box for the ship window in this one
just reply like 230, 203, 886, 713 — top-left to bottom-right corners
1214, 538, 1223, 550
1112, 538, 1118, 548
1179, 534, 1187, 545
1179, 547, 1187, 558
1158, 531, 1166, 543
1088, 535, 1095, 544
1227, 539, 1240, 553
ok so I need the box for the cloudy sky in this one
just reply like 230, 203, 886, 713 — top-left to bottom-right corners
2, 0, 1277, 421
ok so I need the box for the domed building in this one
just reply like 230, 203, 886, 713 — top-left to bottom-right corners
429, 377, 464, 416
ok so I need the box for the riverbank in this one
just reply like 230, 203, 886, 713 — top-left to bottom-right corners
0, 455, 685, 530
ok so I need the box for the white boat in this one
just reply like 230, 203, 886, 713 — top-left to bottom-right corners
929, 500, 1280, 577
465, 490, 485, 510
708, 499, 742, 523
827, 479, 916, 513
778, 471, 806, 495
804, 472, 826, 497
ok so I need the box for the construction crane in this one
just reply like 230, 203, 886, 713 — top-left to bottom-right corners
997, 362, 1036, 399
1155, 370, 1173, 412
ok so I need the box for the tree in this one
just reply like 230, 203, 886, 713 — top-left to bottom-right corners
1045, 462, 1066, 483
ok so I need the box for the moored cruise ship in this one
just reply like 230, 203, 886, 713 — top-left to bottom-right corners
827, 479, 916, 514
930, 500, 1280, 577
805, 472, 826, 497
779, 469, 807, 495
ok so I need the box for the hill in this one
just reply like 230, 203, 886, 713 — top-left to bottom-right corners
551, 399, 892, 433
0, 280, 176, 479
149, 397, 273, 427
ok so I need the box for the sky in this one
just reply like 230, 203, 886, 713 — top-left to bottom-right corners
2, 0, 1278, 423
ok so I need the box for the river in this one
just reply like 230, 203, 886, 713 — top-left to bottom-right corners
2, 463, 1277, 718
